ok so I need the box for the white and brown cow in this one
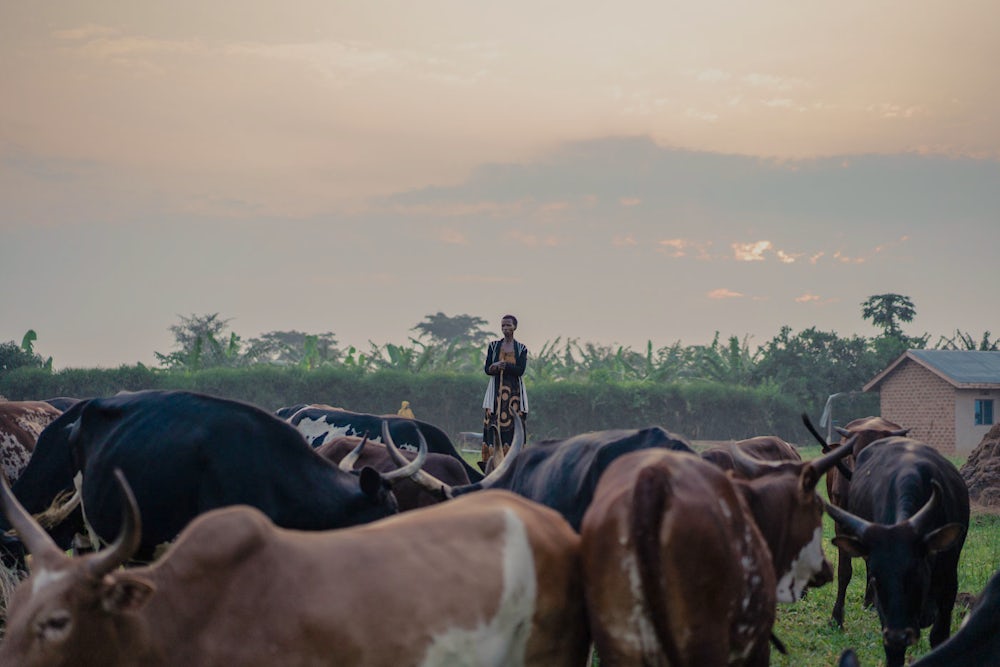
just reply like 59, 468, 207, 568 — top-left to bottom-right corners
0, 400, 63, 485
0, 470, 590, 667
580, 442, 853, 667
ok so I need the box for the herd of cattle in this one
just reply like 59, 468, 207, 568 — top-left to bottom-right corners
0, 390, 992, 666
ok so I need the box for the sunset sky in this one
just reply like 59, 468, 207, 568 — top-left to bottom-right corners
2, 2, 998, 369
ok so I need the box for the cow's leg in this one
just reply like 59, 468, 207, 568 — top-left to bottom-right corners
863, 558, 876, 609
928, 563, 960, 648
831, 546, 852, 628
743, 640, 771, 667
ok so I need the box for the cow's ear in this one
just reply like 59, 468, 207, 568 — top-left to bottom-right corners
358, 466, 385, 500
799, 466, 821, 494
924, 523, 966, 554
832, 536, 869, 558
102, 574, 155, 614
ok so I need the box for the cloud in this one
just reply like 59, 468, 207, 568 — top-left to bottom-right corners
795, 293, 822, 303
685, 108, 719, 122
874, 235, 910, 254
833, 251, 865, 264
741, 73, 804, 92
613, 235, 637, 247
696, 69, 732, 83
619, 197, 641, 207
775, 250, 799, 264
448, 274, 522, 285
657, 238, 691, 257
867, 103, 923, 120
732, 241, 772, 261
707, 288, 744, 300
508, 229, 560, 247
52, 24, 119, 40
437, 228, 467, 245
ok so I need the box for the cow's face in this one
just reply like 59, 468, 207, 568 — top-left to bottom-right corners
778, 479, 830, 602
833, 520, 964, 660
1, 555, 155, 667
739, 466, 832, 602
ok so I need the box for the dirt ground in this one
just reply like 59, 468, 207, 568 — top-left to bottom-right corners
960, 423, 1000, 511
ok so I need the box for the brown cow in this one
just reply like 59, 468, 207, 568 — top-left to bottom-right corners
317, 435, 471, 510
700, 435, 802, 475
580, 443, 853, 667
0, 400, 63, 485
0, 470, 590, 667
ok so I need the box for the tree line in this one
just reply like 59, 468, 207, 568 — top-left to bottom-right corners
1, 294, 997, 440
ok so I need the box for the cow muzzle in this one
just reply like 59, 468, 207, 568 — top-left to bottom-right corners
882, 626, 918, 650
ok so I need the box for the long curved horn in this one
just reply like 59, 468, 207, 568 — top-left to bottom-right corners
906, 480, 941, 535
87, 469, 142, 577
382, 425, 452, 500
0, 470, 64, 565
835, 426, 851, 438
339, 435, 369, 471
384, 413, 527, 500
379, 422, 428, 481
729, 444, 782, 478
800, 434, 858, 491
802, 413, 832, 452
801, 413, 853, 480
823, 498, 873, 538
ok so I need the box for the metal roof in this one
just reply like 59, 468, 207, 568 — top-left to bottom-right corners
865, 350, 1000, 391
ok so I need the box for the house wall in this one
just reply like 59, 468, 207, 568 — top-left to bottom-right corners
878, 360, 956, 455
955, 388, 1000, 455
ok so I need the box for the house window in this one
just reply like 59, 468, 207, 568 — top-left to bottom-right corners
975, 399, 994, 426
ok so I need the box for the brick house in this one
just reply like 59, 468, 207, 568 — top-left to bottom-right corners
864, 350, 1000, 456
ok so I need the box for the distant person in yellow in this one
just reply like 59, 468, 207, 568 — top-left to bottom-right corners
397, 400, 415, 419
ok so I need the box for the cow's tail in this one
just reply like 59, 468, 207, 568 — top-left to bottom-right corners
631, 465, 683, 667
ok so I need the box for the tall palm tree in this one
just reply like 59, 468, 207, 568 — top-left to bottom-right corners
861, 294, 916, 337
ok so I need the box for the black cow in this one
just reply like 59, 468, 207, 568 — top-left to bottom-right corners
284, 404, 484, 483
823, 437, 970, 667
41, 396, 83, 412
390, 419, 696, 531
1, 390, 424, 562
839, 567, 1000, 667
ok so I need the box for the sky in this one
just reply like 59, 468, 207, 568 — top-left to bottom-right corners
2, 2, 998, 369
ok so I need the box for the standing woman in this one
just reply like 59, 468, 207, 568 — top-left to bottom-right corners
481, 314, 529, 466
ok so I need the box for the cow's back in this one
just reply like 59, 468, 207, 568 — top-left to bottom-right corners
150, 490, 588, 667
74, 391, 397, 555
581, 449, 775, 667
482, 426, 694, 530
0, 400, 63, 484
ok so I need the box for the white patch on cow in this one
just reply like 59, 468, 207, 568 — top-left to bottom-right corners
293, 418, 353, 448
718, 497, 733, 519
775, 526, 825, 603
418, 509, 537, 666
618, 528, 664, 661
1, 432, 32, 483
31, 568, 68, 596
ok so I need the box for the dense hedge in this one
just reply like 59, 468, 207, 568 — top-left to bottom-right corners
1, 365, 814, 444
